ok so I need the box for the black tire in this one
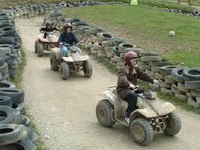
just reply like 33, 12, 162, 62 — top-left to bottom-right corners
141, 56, 161, 62
50, 53, 58, 71
0, 124, 27, 146
83, 60, 93, 78
0, 37, 17, 44
149, 61, 170, 67
97, 32, 113, 41
96, 99, 115, 127
0, 81, 15, 88
182, 67, 200, 81
164, 112, 181, 136
16, 103, 25, 115
37, 43, 43, 57
60, 62, 70, 80
0, 96, 12, 107
0, 105, 22, 124
0, 88, 24, 108
0, 62, 8, 76
171, 67, 187, 82
34, 40, 38, 54
118, 42, 134, 52
130, 118, 153, 146
185, 80, 200, 89
139, 51, 158, 57
21, 115, 31, 127
0, 139, 36, 150
160, 66, 176, 75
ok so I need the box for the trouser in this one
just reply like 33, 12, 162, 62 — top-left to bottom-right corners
43, 32, 47, 38
60, 46, 69, 57
125, 93, 138, 117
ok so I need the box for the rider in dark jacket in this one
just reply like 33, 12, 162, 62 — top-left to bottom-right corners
117, 51, 158, 121
58, 23, 79, 56
40, 21, 57, 38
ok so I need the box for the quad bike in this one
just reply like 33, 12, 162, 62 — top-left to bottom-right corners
34, 30, 60, 57
50, 44, 93, 80
96, 86, 181, 146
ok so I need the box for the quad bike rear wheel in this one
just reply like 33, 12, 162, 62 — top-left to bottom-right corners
34, 40, 38, 54
37, 43, 43, 57
60, 62, 70, 80
130, 118, 154, 146
96, 99, 115, 127
83, 60, 93, 78
164, 111, 181, 136
50, 53, 58, 71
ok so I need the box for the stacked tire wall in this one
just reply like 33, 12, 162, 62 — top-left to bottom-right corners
67, 17, 200, 109
0, 1, 125, 149
0, 81, 38, 149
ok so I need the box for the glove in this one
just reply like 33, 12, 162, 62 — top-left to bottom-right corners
129, 83, 136, 89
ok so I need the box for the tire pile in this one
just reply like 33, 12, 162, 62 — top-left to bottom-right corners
69, 18, 200, 109
1, 1, 124, 19
164, 8, 200, 17
0, 12, 21, 80
58, 1, 124, 8
0, 80, 38, 150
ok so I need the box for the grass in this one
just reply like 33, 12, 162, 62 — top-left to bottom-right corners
63, 4, 200, 67
26, 109, 48, 150
138, 0, 194, 12
76, 5, 200, 114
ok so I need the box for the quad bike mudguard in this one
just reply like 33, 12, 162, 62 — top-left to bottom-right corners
101, 89, 128, 119
130, 96, 176, 120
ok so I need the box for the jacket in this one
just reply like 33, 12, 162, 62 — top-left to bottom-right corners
58, 32, 78, 45
116, 67, 154, 99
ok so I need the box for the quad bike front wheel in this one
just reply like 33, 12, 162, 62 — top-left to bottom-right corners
50, 53, 58, 71
96, 99, 115, 127
164, 111, 181, 136
83, 60, 93, 78
37, 43, 43, 57
130, 118, 153, 146
34, 40, 38, 54
60, 62, 70, 80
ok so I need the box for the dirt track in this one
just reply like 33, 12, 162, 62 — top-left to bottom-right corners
16, 17, 200, 150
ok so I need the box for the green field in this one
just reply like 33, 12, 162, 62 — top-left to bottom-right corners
63, 4, 200, 67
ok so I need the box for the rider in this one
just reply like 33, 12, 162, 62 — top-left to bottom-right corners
58, 23, 79, 57
116, 51, 158, 122
40, 21, 57, 38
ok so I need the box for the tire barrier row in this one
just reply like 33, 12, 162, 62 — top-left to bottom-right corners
0, 80, 38, 150
58, 1, 124, 8
0, 2, 125, 149
1, 1, 124, 19
0, 12, 21, 80
164, 8, 200, 17
65, 17, 200, 109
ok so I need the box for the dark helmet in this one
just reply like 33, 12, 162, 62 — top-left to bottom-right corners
46, 21, 53, 28
63, 22, 73, 31
124, 51, 138, 65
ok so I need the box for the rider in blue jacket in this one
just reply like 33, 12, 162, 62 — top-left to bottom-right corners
58, 23, 79, 56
